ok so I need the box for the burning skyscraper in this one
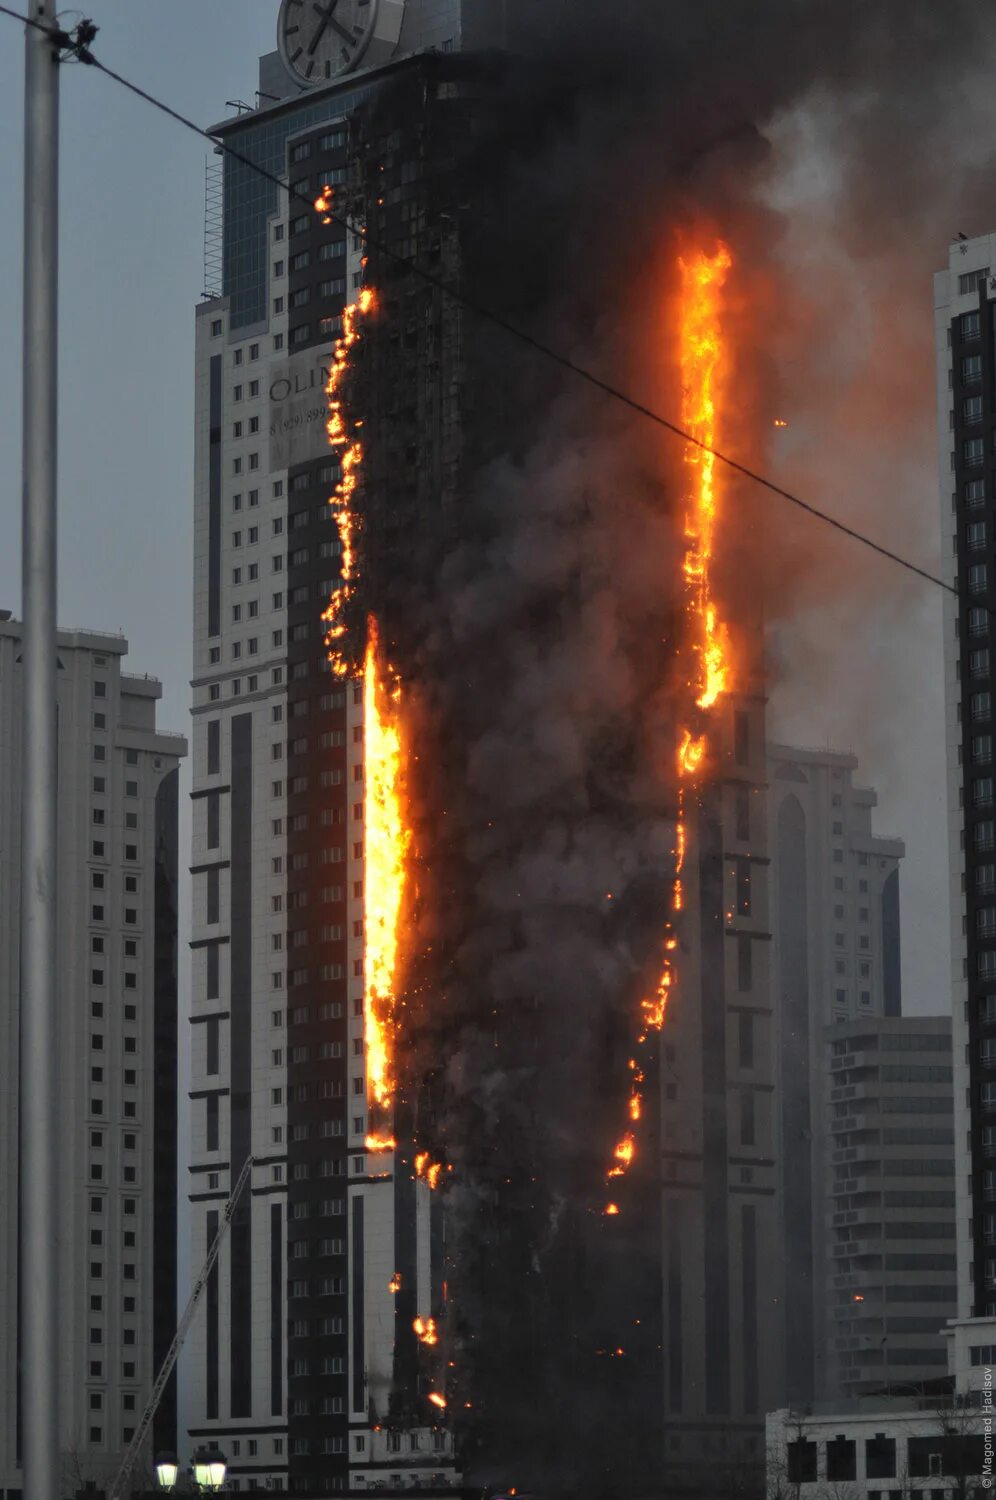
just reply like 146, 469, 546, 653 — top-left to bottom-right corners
187, 3, 996, 1496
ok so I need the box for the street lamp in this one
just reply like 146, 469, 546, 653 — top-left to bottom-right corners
192, 1446, 227, 1491
155, 1452, 179, 1490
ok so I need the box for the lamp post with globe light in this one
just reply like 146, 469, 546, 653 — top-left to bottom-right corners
154, 1453, 179, 1491
191, 1447, 227, 1492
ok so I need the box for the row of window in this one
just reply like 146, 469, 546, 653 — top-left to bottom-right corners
287, 1236, 346, 1258
207, 325, 261, 364
288, 129, 347, 164
834, 959, 874, 978
91, 809, 142, 835
269, 958, 359, 988
208, 671, 282, 702
208, 321, 286, 358
273, 999, 350, 1025
230, 1434, 282, 1458
834, 988, 873, 1007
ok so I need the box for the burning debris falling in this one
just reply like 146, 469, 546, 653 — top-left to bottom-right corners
604, 243, 734, 1204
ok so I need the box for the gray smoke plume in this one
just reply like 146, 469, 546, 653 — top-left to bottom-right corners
355, 3, 996, 1493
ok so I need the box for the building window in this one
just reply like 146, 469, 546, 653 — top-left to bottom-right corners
975, 692, 993, 722
965, 395, 984, 423
968, 521, 988, 550
965, 437, 985, 468
970, 563, 989, 594
962, 310, 982, 341
970, 606, 990, 637
960, 269, 990, 295
211, 318, 222, 336
976, 735, 994, 764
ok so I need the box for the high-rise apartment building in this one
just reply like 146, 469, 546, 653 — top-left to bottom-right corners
767, 743, 905, 1403
0, 614, 184, 1491
825, 1015, 956, 1398
187, 5, 508, 1489
658, 690, 782, 1496
934, 234, 996, 1392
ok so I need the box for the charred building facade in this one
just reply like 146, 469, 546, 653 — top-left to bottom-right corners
933, 236, 996, 1392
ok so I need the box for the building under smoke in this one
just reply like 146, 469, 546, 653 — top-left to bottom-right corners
188, 3, 996, 1495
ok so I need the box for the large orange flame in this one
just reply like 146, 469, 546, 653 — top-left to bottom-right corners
678, 244, 733, 712
364, 616, 410, 1110
321, 287, 376, 676
604, 241, 734, 1200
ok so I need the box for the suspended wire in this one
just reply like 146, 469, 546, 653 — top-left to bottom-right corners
0, 4, 960, 601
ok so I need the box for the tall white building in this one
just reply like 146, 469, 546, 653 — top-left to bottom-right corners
0, 614, 185, 1492
186, 3, 507, 1487
768, 743, 905, 1403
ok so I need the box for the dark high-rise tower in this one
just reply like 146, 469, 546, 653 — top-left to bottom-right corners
933, 235, 996, 1391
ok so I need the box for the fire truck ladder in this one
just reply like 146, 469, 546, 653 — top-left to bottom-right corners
108, 1154, 254, 1500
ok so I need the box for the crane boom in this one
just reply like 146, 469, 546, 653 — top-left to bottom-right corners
108, 1154, 254, 1500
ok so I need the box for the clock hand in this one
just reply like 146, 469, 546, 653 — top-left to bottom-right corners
327, 13, 358, 44
307, 0, 338, 55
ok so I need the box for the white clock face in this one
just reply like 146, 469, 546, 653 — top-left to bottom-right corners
278, 0, 404, 85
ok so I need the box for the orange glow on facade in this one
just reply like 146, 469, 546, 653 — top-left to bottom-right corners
678, 243, 733, 713
428, 1392, 447, 1410
414, 1153, 445, 1191
321, 288, 376, 677
364, 616, 410, 1111
414, 1316, 439, 1346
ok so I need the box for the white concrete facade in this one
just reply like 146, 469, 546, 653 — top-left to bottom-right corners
0, 617, 185, 1492
188, 85, 454, 1488
768, 744, 909, 1404
767, 1401, 991, 1500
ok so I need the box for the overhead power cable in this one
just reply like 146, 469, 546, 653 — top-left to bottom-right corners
1, 5, 959, 602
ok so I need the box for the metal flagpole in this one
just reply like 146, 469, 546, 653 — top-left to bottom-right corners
20, 2, 61, 1496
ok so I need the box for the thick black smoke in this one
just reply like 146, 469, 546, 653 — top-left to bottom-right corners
352, 3, 996, 1493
